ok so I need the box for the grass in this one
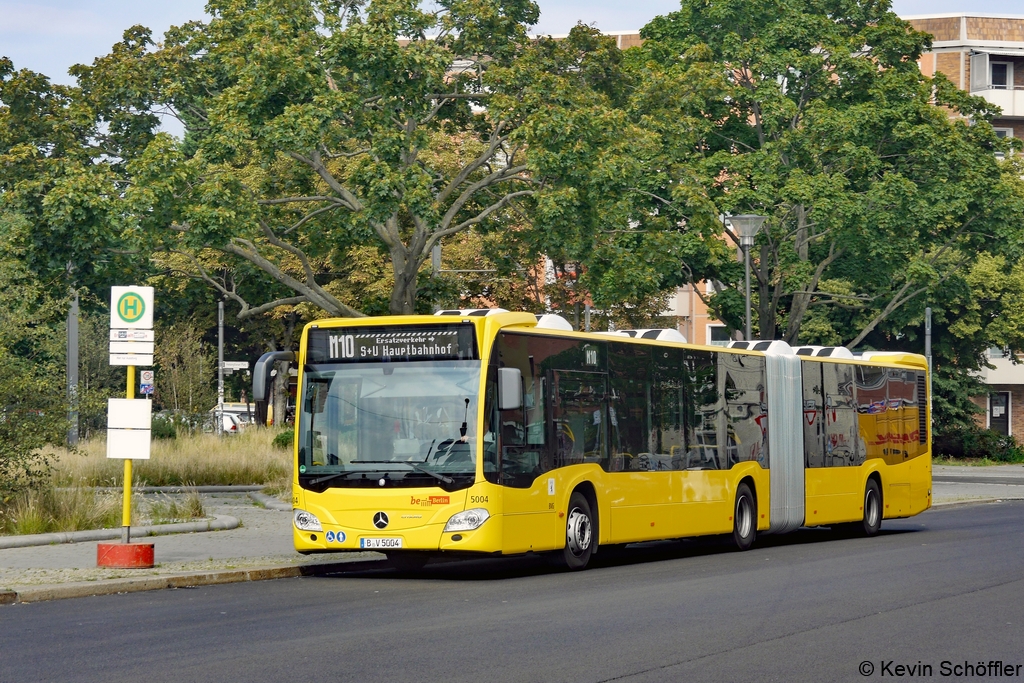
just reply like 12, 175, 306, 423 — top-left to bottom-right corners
0, 486, 125, 535
49, 428, 293, 487
0, 485, 207, 535
0, 428, 293, 535
144, 489, 206, 525
933, 455, 1024, 466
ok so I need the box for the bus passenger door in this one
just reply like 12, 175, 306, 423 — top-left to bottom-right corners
802, 361, 828, 521
499, 372, 558, 553
811, 363, 861, 525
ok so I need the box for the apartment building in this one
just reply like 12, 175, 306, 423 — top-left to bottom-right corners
904, 14, 1024, 436
909, 14, 1024, 144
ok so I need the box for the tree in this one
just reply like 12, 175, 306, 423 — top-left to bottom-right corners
626, 0, 1021, 346
0, 219, 68, 500
71, 0, 643, 321
0, 58, 146, 299
154, 316, 217, 419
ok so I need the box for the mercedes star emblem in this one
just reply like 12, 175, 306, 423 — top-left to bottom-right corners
373, 512, 389, 529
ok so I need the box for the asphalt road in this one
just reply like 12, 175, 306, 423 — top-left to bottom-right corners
3, 502, 1023, 683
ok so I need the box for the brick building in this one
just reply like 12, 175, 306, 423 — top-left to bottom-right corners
907, 14, 1024, 437
909, 14, 1024, 146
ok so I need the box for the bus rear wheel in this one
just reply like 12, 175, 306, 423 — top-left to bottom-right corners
858, 479, 883, 537
560, 492, 594, 570
732, 483, 756, 551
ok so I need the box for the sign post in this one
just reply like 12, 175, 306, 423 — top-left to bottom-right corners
98, 286, 156, 569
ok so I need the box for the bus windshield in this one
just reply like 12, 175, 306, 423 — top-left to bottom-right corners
297, 360, 481, 491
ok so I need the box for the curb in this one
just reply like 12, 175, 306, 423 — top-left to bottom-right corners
930, 497, 1024, 510
0, 554, 383, 605
95, 485, 265, 494
0, 515, 240, 549
247, 491, 292, 511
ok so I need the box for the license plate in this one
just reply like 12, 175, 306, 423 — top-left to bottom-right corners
360, 537, 403, 549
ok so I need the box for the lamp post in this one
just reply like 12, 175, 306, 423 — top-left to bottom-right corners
727, 214, 767, 340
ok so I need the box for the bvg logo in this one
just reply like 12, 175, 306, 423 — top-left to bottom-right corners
117, 292, 146, 323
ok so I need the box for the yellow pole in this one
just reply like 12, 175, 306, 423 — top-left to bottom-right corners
122, 365, 135, 543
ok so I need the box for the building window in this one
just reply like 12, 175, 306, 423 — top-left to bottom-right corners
707, 325, 731, 347
991, 62, 1012, 90
994, 128, 1013, 160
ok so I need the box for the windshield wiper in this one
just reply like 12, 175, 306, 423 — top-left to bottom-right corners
306, 471, 363, 486
350, 460, 454, 484
407, 462, 454, 485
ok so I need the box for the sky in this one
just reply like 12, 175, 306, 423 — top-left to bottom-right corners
0, 0, 1019, 85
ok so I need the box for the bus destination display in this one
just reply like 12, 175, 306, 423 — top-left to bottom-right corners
307, 325, 477, 363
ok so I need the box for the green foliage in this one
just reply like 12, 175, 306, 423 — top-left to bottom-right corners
152, 415, 178, 440
625, 0, 1021, 350
154, 316, 216, 419
934, 425, 1024, 462
66, 0, 641, 322
0, 234, 69, 501
272, 429, 294, 450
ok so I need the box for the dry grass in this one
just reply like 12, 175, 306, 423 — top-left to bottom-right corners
0, 429, 292, 535
0, 486, 126, 535
49, 428, 293, 487
144, 489, 206, 525
0, 484, 208, 535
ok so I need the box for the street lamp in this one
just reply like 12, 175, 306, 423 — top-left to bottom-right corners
727, 214, 767, 340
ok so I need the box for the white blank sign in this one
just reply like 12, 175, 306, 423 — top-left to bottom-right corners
108, 399, 152, 429
107, 429, 151, 460
107, 398, 152, 460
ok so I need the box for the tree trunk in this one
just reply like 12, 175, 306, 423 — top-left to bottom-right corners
785, 204, 811, 344
756, 244, 775, 339
389, 247, 421, 315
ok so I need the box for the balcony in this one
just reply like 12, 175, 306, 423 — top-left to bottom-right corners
970, 87, 1024, 118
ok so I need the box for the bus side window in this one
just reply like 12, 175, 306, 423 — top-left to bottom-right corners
608, 342, 652, 472
826, 363, 860, 466
802, 362, 825, 468
722, 353, 767, 467
551, 371, 607, 469
855, 365, 886, 464
682, 349, 720, 470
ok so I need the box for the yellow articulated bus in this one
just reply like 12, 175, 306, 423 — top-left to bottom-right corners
279, 309, 931, 571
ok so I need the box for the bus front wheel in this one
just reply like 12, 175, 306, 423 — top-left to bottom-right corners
560, 492, 594, 570
732, 483, 756, 551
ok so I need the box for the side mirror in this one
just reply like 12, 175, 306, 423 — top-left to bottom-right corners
498, 367, 522, 411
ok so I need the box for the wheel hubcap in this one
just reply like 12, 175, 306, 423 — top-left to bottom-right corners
737, 496, 752, 538
866, 490, 879, 527
566, 507, 592, 557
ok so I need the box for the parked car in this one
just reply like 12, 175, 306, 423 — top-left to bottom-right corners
222, 412, 241, 434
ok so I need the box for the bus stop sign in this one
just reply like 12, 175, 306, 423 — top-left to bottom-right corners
110, 286, 154, 330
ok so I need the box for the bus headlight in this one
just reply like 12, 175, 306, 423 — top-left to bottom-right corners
293, 509, 323, 532
444, 508, 490, 532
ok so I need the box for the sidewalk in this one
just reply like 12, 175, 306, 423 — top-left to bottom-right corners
0, 491, 382, 604
2, 465, 1023, 605
932, 463, 1024, 504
